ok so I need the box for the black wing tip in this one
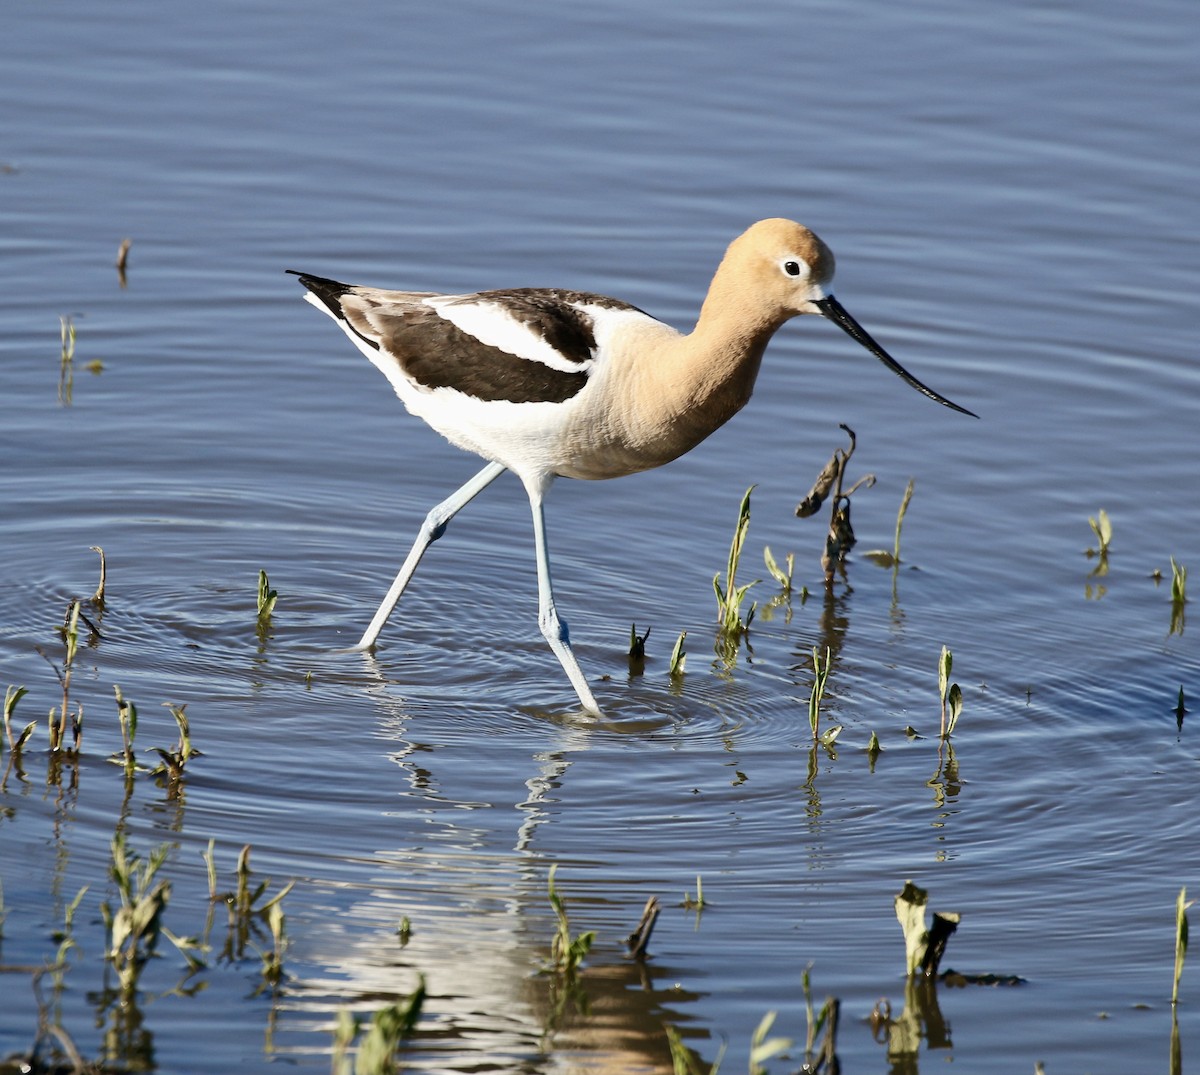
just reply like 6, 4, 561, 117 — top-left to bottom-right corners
286, 269, 356, 317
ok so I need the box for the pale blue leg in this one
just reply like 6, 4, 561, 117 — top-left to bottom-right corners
354, 461, 506, 650
526, 480, 602, 715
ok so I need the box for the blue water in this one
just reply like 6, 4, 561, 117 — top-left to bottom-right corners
2, 0, 1199, 1071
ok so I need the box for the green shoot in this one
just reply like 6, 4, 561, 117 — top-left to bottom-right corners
101, 834, 173, 995
682, 875, 706, 910
396, 916, 412, 947
713, 486, 758, 637
865, 477, 915, 568
1171, 558, 1187, 604
208, 843, 295, 963
867, 730, 883, 769
749, 1010, 793, 1075
938, 646, 962, 739
763, 546, 794, 592
1087, 509, 1112, 557
628, 623, 650, 661
258, 899, 287, 990
337, 978, 425, 1075
3, 685, 33, 754
546, 865, 594, 976
47, 600, 82, 752
1174, 886, 1194, 1005
110, 685, 145, 777
801, 963, 840, 1071
58, 315, 76, 404
665, 1024, 725, 1075
808, 646, 832, 742
668, 630, 687, 678
203, 838, 219, 901
257, 569, 278, 623
892, 478, 915, 565
150, 702, 202, 790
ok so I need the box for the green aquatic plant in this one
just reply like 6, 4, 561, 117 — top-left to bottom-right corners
1087, 509, 1112, 558
682, 874, 707, 911
332, 978, 426, 1075
713, 486, 758, 637
865, 477, 915, 569
668, 630, 687, 678
204, 843, 294, 965
663, 1010, 788, 1075
749, 1010, 793, 1075
46, 600, 83, 753
801, 963, 840, 1074
938, 646, 963, 739
257, 899, 287, 991
808, 646, 838, 744
110, 685, 146, 777
58, 315, 76, 404
763, 545, 794, 592
101, 834, 174, 994
546, 865, 594, 976
628, 623, 650, 661
867, 730, 883, 770
1174, 885, 1194, 1006
665, 1023, 726, 1075
149, 702, 202, 790
257, 569, 278, 623
1171, 558, 1187, 604
3, 685, 33, 754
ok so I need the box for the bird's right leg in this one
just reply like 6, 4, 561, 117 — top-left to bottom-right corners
353, 461, 506, 650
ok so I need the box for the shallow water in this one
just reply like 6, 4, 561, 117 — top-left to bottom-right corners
2, 0, 1199, 1071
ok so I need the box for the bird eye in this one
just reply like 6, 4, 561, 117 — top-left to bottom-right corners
783, 260, 802, 277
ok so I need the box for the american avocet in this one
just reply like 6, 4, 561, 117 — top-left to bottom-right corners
289, 218, 974, 714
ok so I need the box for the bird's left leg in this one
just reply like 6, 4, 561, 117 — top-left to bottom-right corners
354, 461, 506, 650
525, 481, 602, 715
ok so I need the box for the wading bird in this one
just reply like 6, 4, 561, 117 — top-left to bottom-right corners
289, 218, 974, 713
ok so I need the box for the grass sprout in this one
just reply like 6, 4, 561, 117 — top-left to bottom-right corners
257, 569, 278, 623
628, 623, 650, 661
865, 477, 915, 569
546, 865, 594, 977
808, 646, 838, 744
110, 685, 146, 777
749, 1010, 793, 1075
713, 486, 758, 638
668, 630, 687, 678
1087, 509, 1112, 557
1171, 558, 1188, 604
150, 702, 202, 791
801, 963, 841, 1073
46, 601, 83, 753
682, 875, 707, 911
763, 546, 794, 592
1175, 885, 1194, 1006
938, 646, 963, 740
332, 978, 426, 1075
101, 834, 174, 995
